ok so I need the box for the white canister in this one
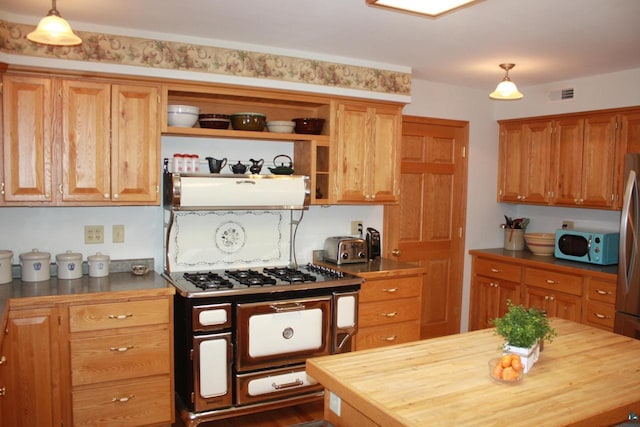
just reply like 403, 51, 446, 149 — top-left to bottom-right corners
19, 249, 51, 282
56, 250, 83, 280
88, 252, 110, 278
0, 250, 13, 284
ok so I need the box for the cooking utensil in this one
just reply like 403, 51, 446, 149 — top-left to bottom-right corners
230, 161, 248, 174
268, 154, 294, 175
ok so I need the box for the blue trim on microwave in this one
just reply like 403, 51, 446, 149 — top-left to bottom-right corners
554, 229, 619, 265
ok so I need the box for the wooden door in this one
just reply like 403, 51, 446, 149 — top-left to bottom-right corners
384, 116, 468, 338
552, 118, 585, 205
61, 79, 111, 202
2, 75, 53, 203
580, 113, 617, 208
334, 103, 368, 202
111, 84, 160, 203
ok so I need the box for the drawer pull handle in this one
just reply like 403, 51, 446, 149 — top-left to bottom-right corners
108, 314, 133, 320
0, 356, 6, 365
383, 335, 397, 341
490, 268, 502, 273
111, 395, 135, 403
109, 345, 134, 352
0, 387, 5, 397
544, 295, 555, 301
594, 313, 611, 319
595, 289, 612, 296
383, 288, 399, 293
272, 379, 304, 390
269, 302, 305, 312
382, 311, 398, 317
546, 279, 558, 284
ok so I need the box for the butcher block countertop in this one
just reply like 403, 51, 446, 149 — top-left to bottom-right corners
306, 319, 640, 426
314, 257, 425, 279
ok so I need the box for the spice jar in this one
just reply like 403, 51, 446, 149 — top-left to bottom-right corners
19, 249, 51, 282
56, 250, 83, 280
88, 252, 110, 278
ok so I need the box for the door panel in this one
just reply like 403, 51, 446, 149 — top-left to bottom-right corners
384, 117, 468, 338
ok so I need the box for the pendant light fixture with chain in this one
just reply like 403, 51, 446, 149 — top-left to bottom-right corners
489, 63, 524, 100
27, 0, 82, 46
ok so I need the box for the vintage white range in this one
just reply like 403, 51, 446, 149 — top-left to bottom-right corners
162, 171, 362, 426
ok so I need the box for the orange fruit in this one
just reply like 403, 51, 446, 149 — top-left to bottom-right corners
500, 354, 512, 368
511, 355, 523, 372
502, 366, 519, 381
492, 363, 504, 379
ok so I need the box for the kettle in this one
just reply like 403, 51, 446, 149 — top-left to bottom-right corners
366, 227, 381, 260
230, 161, 248, 174
268, 154, 294, 175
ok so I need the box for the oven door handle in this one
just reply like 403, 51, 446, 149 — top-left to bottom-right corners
269, 302, 306, 312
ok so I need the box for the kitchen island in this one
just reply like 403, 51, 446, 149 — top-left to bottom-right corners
306, 319, 640, 426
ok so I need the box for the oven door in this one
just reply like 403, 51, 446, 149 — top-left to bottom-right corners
236, 296, 332, 372
193, 332, 233, 412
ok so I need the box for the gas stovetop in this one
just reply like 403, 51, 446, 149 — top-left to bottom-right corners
166, 263, 362, 297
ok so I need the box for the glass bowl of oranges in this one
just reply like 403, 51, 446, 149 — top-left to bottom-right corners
489, 354, 524, 384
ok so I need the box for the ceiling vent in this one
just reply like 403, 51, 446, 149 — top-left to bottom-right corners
548, 88, 575, 102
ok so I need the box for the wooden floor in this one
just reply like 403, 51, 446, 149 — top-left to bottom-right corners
173, 401, 325, 427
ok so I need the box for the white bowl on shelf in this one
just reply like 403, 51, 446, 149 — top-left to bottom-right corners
266, 121, 295, 133
525, 233, 556, 256
167, 105, 200, 127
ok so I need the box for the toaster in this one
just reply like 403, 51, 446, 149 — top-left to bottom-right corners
323, 236, 368, 264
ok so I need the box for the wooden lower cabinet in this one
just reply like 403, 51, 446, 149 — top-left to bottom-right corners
356, 273, 422, 350
0, 292, 174, 427
469, 251, 617, 332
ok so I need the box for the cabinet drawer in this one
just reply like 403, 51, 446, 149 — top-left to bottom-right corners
358, 298, 420, 327
582, 301, 615, 330
524, 268, 583, 296
359, 275, 421, 303
69, 298, 169, 332
474, 258, 521, 282
587, 278, 616, 304
72, 376, 172, 426
70, 329, 171, 386
356, 321, 420, 350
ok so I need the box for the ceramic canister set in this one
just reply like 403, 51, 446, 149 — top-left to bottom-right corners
0, 249, 111, 283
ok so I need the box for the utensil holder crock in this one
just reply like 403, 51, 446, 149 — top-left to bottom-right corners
504, 229, 525, 251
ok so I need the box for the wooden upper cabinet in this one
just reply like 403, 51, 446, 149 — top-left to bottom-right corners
498, 120, 552, 204
334, 101, 401, 203
2, 72, 161, 206
2, 75, 53, 202
552, 113, 617, 208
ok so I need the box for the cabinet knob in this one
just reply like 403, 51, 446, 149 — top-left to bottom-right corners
113, 193, 119, 199
0, 386, 5, 397
391, 249, 400, 256
0, 355, 5, 365
104, 193, 110, 199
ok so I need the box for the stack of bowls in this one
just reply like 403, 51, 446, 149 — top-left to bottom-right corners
167, 105, 200, 127
198, 114, 230, 129
524, 233, 556, 256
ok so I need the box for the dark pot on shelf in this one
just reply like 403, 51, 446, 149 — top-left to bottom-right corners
268, 154, 294, 175
249, 158, 264, 174
206, 157, 227, 173
230, 161, 248, 174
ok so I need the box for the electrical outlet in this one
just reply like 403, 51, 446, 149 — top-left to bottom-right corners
562, 220, 574, 230
351, 220, 363, 235
113, 224, 125, 243
84, 225, 104, 244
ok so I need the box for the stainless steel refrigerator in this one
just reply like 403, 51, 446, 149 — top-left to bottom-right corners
615, 153, 640, 338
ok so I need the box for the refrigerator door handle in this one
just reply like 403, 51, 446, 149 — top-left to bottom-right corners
619, 170, 638, 293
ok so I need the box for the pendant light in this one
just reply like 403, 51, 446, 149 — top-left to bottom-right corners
27, 0, 82, 46
489, 63, 523, 100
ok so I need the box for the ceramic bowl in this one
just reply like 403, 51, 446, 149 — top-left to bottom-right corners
198, 114, 230, 129
131, 265, 150, 276
266, 121, 295, 133
525, 233, 556, 256
489, 357, 524, 384
230, 113, 266, 131
292, 118, 325, 134
167, 105, 200, 127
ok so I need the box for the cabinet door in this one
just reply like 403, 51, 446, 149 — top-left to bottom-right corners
335, 103, 368, 202
2, 75, 53, 202
524, 287, 581, 322
3, 307, 59, 427
552, 117, 585, 206
522, 120, 553, 203
580, 113, 617, 208
111, 84, 160, 203
61, 79, 112, 202
470, 276, 519, 330
498, 123, 524, 202
368, 107, 400, 203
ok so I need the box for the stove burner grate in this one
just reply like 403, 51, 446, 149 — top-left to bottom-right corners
183, 272, 234, 290
263, 267, 317, 283
225, 269, 277, 286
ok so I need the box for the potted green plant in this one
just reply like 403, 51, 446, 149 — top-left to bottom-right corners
492, 300, 557, 373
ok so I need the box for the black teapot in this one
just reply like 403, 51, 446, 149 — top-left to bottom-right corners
230, 161, 247, 174
268, 154, 294, 175
249, 158, 264, 174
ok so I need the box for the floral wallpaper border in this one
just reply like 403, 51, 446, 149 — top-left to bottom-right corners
0, 19, 411, 96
